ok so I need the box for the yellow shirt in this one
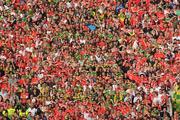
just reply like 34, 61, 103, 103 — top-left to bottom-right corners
118, 13, 125, 22
7, 108, 15, 117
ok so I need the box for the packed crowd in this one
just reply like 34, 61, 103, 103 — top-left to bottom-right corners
0, 0, 180, 119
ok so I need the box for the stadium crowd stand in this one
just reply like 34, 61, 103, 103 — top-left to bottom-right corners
0, 0, 179, 120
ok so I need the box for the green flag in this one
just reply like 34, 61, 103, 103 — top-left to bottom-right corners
176, 10, 180, 16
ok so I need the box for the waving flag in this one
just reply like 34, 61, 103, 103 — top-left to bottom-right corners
86, 24, 96, 31
176, 10, 180, 16
115, 3, 125, 14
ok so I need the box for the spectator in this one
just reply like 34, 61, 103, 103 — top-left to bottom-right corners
0, 0, 179, 119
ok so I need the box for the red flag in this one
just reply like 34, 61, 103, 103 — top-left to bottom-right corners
32, 31, 37, 37
0, 41, 3, 47
133, 75, 140, 84
131, 7, 138, 13
156, 12, 165, 20
32, 57, 38, 63
146, 0, 150, 5
127, 71, 134, 80
54, 107, 60, 117
136, 0, 141, 4
154, 52, 165, 59
31, 77, 39, 84
18, 79, 25, 85
81, 79, 87, 86
0, 83, 9, 90
80, 50, 86, 55
98, 41, 106, 47
139, 39, 148, 50
170, 65, 178, 73
21, 92, 28, 99
159, 74, 169, 82
169, 75, 176, 83
98, 107, 106, 115
139, 57, 147, 64
175, 53, 180, 60
32, 66, 39, 72
159, 61, 167, 68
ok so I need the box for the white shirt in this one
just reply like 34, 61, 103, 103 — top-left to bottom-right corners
95, 55, 101, 63
172, 36, 180, 40
112, 84, 117, 91
153, 97, 161, 104
19, 49, 25, 56
132, 40, 138, 49
155, 86, 161, 92
45, 101, 52, 106
25, 47, 33, 52
84, 112, 94, 120
66, 2, 72, 8
98, 7, 104, 14
0, 55, 6, 60
38, 74, 44, 79
28, 108, 37, 117
80, 39, 86, 44
133, 96, 142, 103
